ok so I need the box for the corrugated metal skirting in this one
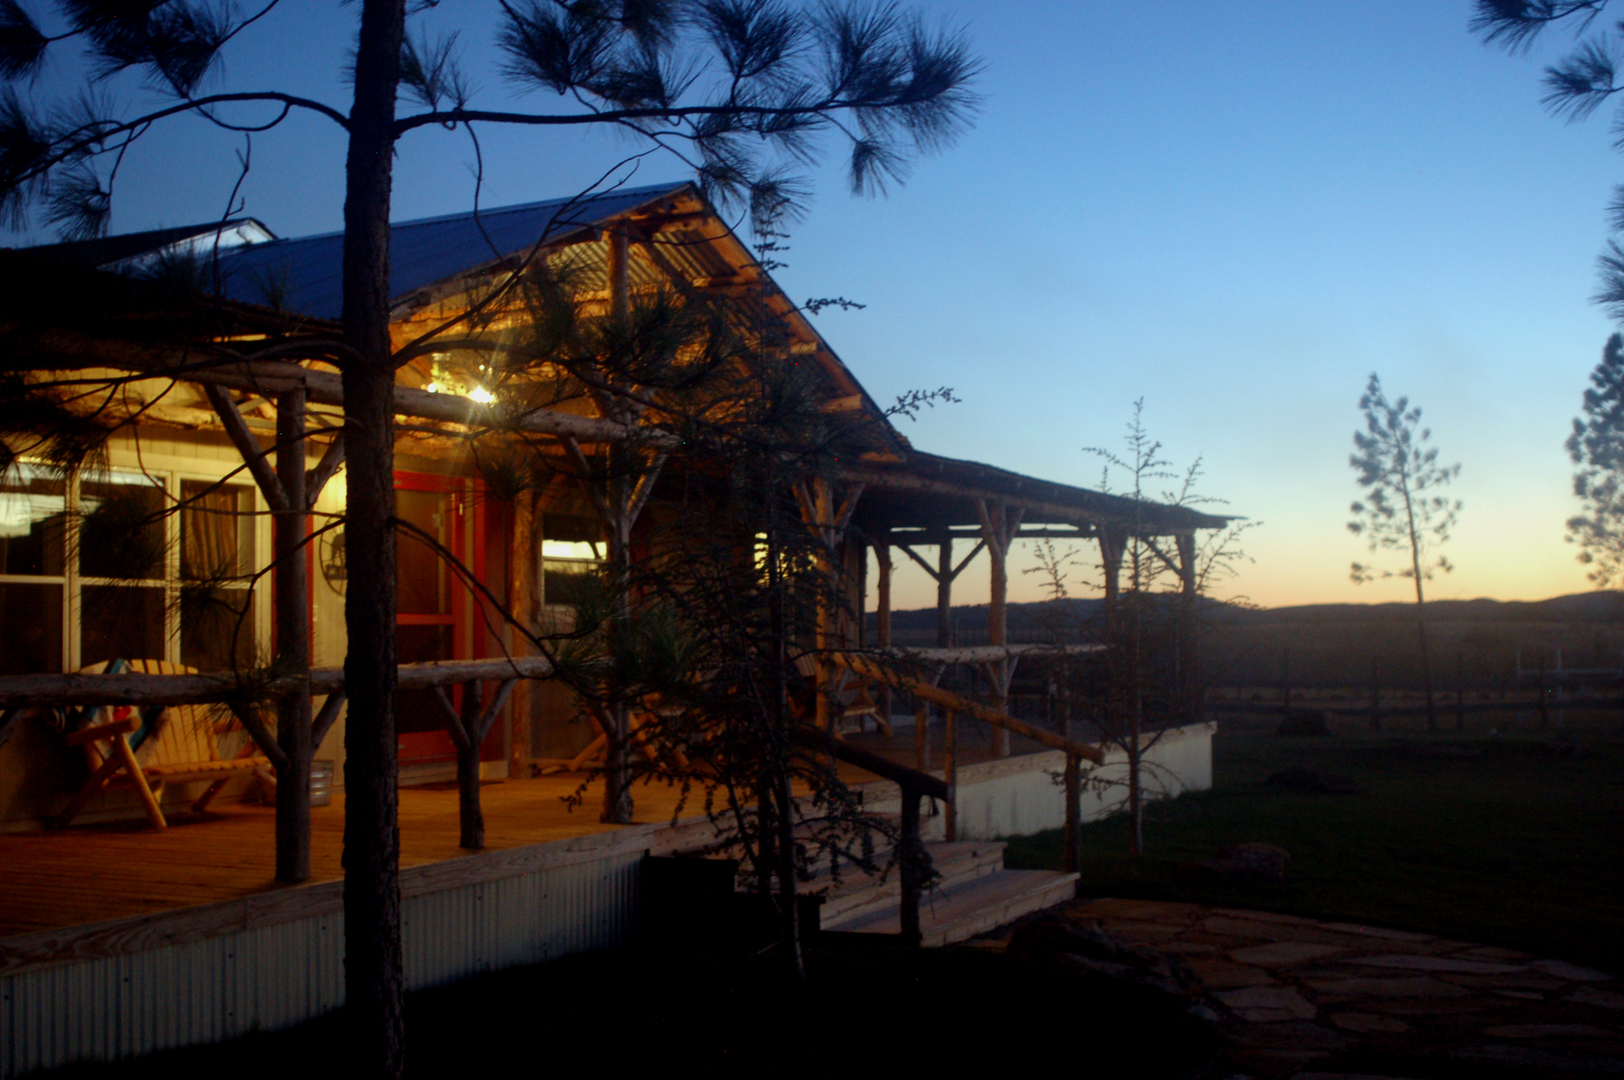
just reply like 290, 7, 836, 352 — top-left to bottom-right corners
1, 852, 642, 1077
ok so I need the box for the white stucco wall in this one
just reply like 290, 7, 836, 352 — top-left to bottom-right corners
862, 721, 1216, 841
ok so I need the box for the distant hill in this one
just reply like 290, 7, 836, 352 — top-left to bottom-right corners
1205, 592, 1624, 625
876, 592, 1624, 637
869, 592, 1624, 686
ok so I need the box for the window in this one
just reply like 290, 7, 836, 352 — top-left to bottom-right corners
0, 464, 67, 676
0, 463, 260, 674
177, 479, 257, 672
540, 512, 604, 607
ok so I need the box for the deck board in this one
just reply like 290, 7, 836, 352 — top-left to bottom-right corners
0, 773, 706, 939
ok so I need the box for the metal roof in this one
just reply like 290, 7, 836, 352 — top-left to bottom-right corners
211, 182, 688, 320
23, 218, 276, 270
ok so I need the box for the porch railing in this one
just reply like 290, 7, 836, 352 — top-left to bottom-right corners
826, 650, 1104, 877
793, 726, 948, 947
0, 657, 552, 849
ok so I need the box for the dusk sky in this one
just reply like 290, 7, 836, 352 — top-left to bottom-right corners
15, 1, 1624, 612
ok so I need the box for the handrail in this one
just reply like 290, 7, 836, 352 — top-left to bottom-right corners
793, 726, 949, 801
792, 724, 943, 947
0, 656, 553, 709
826, 651, 1104, 764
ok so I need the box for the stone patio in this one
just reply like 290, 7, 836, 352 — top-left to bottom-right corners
985, 898, 1624, 1078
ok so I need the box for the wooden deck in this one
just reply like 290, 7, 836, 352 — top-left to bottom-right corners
0, 773, 712, 940
0, 725, 1059, 943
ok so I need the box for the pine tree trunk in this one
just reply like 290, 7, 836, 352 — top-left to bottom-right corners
341, 364, 405, 1077
274, 387, 312, 883
341, 1, 406, 1074
1128, 696, 1143, 857
1416, 610, 1437, 733
774, 766, 804, 982
765, 487, 804, 981
1404, 484, 1437, 733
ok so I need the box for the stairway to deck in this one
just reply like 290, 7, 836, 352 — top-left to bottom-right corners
814, 838, 1079, 947
708, 826, 1078, 948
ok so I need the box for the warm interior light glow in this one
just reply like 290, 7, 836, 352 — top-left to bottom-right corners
469, 385, 496, 405
542, 539, 602, 560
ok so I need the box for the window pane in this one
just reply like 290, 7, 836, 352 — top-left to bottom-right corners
180, 587, 255, 671
0, 465, 67, 576
541, 539, 603, 560
80, 473, 165, 580
541, 513, 602, 606
81, 585, 164, 666
396, 488, 450, 615
181, 480, 252, 581
0, 582, 63, 673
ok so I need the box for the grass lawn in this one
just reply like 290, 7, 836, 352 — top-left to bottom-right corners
1005, 715, 1624, 975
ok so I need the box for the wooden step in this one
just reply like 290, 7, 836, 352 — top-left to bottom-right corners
816, 841, 1005, 924
730, 814, 904, 892
825, 869, 1080, 947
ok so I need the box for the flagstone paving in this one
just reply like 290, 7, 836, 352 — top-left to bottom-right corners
988, 897, 1624, 1078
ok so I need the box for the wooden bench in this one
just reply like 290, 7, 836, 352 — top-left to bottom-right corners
55, 659, 271, 830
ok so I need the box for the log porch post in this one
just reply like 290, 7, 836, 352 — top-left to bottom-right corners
204, 380, 315, 884
580, 227, 655, 823
875, 529, 893, 728
507, 488, 536, 779
943, 706, 957, 841
794, 478, 862, 733
1100, 526, 1126, 642
1175, 530, 1198, 724
814, 479, 835, 731
273, 387, 314, 883
976, 499, 1025, 758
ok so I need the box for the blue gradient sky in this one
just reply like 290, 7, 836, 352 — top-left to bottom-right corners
16, 1, 1622, 610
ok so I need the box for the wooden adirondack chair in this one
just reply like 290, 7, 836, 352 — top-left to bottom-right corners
55, 659, 271, 830
791, 654, 889, 734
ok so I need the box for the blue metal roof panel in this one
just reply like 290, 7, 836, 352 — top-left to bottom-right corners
214, 182, 687, 320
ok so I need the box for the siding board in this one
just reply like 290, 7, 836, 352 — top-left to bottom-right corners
1, 850, 641, 1077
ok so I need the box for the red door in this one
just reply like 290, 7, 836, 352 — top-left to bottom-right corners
394, 471, 484, 766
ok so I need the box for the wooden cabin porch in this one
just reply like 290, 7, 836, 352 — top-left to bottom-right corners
0, 725, 1052, 942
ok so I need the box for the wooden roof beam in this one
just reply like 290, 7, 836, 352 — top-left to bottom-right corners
86, 358, 677, 449
839, 466, 1224, 535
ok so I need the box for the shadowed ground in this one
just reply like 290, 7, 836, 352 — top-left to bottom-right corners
978, 897, 1624, 1079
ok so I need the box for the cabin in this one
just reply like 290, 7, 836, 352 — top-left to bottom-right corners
0, 181, 1226, 1075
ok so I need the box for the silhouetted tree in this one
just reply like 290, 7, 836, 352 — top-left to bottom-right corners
1567, 332, 1624, 585
0, 3, 980, 1073
1348, 373, 1461, 732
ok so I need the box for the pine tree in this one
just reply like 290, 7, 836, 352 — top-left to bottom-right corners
1566, 333, 1624, 585
1348, 373, 1462, 732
